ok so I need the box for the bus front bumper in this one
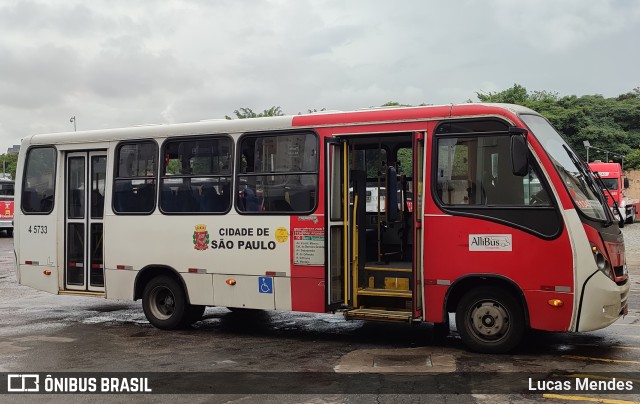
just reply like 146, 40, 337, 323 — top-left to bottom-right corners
575, 270, 630, 332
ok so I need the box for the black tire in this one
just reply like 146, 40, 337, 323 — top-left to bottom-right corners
455, 287, 524, 354
7, 229, 13, 237
627, 210, 635, 224
142, 276, 188, 329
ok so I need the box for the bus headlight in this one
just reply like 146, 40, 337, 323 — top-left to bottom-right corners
591, 243, 613, 280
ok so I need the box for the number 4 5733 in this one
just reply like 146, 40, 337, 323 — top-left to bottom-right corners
28, 225, 48, 234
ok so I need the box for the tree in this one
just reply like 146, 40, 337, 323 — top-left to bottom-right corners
380, 101, 413, 107
225, 106, 284, 119
475, 84, 640, 168
477, 84, 529, 104
0, 153, 18, 180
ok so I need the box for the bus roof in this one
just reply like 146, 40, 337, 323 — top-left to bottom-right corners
24, 103, 539, 146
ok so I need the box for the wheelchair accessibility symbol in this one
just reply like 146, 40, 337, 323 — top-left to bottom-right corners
258, 277, 273, 294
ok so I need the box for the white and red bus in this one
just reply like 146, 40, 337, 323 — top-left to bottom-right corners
0, 178, 15, 236
13, 104, 629, 353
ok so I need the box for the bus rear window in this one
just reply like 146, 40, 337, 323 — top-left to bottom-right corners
22, 147, 56, 214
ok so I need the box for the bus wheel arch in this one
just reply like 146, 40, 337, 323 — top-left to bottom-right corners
135, 265, 204, 329
444, 276, 529, 353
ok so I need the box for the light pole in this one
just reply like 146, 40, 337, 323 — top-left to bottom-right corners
70, 116, 76, 132
583, 140, 591, 162
614, 154, 625, 171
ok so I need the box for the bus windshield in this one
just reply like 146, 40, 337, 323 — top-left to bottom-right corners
600, 178, 618, 190
520, 114, 609, 222
0, 180, 14, 196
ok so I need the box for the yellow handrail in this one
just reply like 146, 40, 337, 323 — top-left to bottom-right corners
352, 193, 359, 308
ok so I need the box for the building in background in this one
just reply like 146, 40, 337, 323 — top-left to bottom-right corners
7, 145, 20, 155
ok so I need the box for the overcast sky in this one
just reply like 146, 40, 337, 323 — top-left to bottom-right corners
1, 0, 638, 153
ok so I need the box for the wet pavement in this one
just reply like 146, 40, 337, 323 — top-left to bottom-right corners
1, 228, 640, 403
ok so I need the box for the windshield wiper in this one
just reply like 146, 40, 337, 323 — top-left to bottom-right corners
562, 144, 613, 226
592, 170, 623, 226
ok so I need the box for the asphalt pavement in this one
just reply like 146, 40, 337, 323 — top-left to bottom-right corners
1, 228, 640, 403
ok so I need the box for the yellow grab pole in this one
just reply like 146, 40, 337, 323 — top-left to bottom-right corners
352, 193, 359, 308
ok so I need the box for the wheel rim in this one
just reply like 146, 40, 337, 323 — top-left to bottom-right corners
468, 299, 510, 342
149, 285, 175, 320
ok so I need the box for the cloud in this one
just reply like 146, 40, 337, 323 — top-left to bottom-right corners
0, 43, 82, 109
0, 0, 639, 153
85, 36, 203, 99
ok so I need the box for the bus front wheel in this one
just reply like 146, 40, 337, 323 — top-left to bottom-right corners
142, 276, 189, 329
455, 287, 524, 354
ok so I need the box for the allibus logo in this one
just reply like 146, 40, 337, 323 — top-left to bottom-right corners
468, 234, 512, 252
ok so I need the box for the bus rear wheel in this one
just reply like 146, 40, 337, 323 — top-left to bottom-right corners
455, 287, 524, 353
142, 276, 189, 329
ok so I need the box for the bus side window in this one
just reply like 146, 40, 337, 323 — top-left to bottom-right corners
22, 188, 40, 212
113, 141, 157, 214
113, 181, 133, 212
160, 136, 232, 214
136, 183, 156, 212
436, 135, 551, 207
236, 132, 318, 215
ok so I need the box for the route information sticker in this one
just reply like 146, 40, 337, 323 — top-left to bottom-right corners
293, 228, 324, 266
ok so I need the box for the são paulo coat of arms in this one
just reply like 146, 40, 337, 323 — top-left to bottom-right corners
193, 224, 210, 250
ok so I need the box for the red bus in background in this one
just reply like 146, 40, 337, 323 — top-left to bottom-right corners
588, 161, 636, 224
0, 178, 14, 236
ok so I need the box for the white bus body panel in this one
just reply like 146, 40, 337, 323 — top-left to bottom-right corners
183, 274, 214, 306
103, 213, 292, 307
213, 274, 274, 309
274, 277, 292, 311
13, 141, 60, 294
104, 269, 137, 300
578, 270, 628, 331
564, 208, 630, 331
16, 217, 59, 294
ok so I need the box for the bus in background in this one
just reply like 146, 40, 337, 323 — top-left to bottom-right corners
589, 160, 636, 224
13, 104, 629, 353
0, 178, 14, 236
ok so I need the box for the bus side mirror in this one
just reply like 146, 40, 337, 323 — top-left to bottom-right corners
624, 178, 630, 189
510, 127, 528, 177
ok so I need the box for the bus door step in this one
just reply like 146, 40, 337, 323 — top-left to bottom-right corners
357, 288, 412, 298
345, 308, 413, 322
364, 265, 412, 273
